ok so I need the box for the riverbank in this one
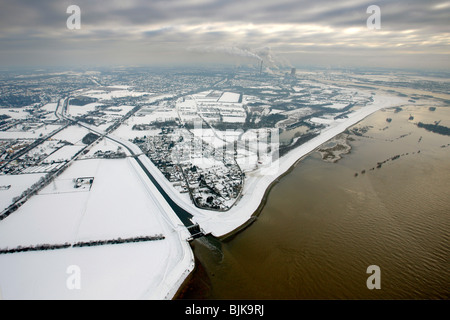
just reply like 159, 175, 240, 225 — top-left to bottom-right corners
197, 92, 408, 237
107, 91, 407, 299
179, 101, 450, 299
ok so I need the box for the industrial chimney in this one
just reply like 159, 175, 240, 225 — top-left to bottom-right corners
290, 68, 296, 77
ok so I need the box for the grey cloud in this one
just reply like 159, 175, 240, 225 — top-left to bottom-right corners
0, 0, 448, 69
0, 0, 438, 28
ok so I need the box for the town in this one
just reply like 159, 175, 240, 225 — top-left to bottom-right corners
0, 67, 379, 216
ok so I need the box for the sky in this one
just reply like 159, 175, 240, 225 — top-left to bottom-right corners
0, 0, 449, 71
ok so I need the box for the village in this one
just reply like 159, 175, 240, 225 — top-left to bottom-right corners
133, 125, 244, 211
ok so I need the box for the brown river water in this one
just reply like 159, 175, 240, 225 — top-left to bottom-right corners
179, 103, 450, 299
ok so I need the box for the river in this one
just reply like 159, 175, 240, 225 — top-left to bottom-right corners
179, 103, 450, 299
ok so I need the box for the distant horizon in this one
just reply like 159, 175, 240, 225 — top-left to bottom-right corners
1, 64, 449, 77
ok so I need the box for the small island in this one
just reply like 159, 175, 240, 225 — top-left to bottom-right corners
416, 122, 450, 136
317, 134, 352, 163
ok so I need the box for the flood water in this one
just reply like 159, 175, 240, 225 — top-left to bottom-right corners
180, 104, 450, 299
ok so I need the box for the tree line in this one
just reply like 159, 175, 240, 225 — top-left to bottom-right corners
73, 235, 165, 248
416, 122, 450, 136
0, 243, 71, 255
0, 235, 165, 255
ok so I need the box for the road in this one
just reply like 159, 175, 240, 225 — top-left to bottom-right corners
59, 97, 200, 236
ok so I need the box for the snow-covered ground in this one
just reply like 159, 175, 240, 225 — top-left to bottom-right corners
0, 242, 175, 299
0, 108, 31, 120
39, 103, 59, 121
198, 92, 408, 237
81, 89, 153, 101
0, 124, 62, 140
52, 126, 91, 144
326, 103, 349, 110
0, 147, 194, 299
0, 173, 46, 212
67, 102, 102, 117
43, 145, 84, 163
81, 137, 130, 158
310, 117, 336, 124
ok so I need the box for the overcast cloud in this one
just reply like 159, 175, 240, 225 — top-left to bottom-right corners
0, 0, 448, 70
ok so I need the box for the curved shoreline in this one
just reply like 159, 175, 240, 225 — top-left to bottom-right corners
114, 92, 407, 299
218, 151, 310, 242
199, 93, 408, 238
177, 101, 450, 300
217, 123, 355, 242
175, 151, 313, 299
218, 124, 356, 241
217, 98, 409, 242
175, 95, 408, 298
174, 147, 314, 299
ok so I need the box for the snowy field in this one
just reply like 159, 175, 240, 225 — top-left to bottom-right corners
0, 242, 172, 299
0, 150, 194, 299
43, 145, 84, 163
82, 88, 153, 101
52, 126, 91, 144
0, 173, 46, 212
67, 102, 102, 117
310, 117, 336, 125
0, 108, 31, 120
0, 124, 62, 140
327, 103, 350, 110
39, 103, 59, 121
